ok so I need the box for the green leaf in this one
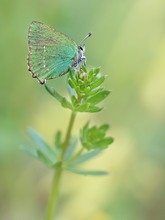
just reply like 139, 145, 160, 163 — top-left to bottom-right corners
37, 150, 55, 167
99, 124, 110, 133
86, 88, 103, 96
61, 98, 73, 110
80, 121, 89, 142
68, 83, 75, 97
76, 104, 102, 113
45, 84, 73, 110
87, 90, 110, 105
84, 86, 91, 94
90, 76, 105, 89
71, 95, 78, 107
28, 128, 55, 161
21, 145, 59, 168
45, 84, 63, 102
68, 79, 76, 89
55, 130, 62, 148
66, 167, 110, 176
81, 65, 87, 72
21, 145, 38, 158
64, 138, 78, 162
76, 103, 88, 112
85, 105, 103, 113
94, 137, 114, 149
93, 67, 101, 75
70, 149, 101, 165
68, 67, 75, 80
74, 86, 81, 94
80, 122, 113, 150
88, 69, 94, 80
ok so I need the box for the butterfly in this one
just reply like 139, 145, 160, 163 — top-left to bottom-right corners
27, 21, 92, 84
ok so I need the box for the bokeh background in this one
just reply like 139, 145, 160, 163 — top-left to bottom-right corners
0, 0, 165, 219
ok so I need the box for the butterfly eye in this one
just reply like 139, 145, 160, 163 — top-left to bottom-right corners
79, 46, 85, 52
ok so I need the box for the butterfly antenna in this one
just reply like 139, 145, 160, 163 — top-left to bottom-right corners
80, 32, 92, 46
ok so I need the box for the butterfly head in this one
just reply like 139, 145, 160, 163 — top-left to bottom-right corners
73, 32, 92, 71
78, 45, 86, 62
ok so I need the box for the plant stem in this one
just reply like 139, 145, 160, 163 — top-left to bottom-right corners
45, 168, 62, 220
67, 148, 84, 165
61, 111, 76, 159
45, 111, 76, 220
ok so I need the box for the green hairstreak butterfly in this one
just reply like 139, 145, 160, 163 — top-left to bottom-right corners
27, 21, 92, 84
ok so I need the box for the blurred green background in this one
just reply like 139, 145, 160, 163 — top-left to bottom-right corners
0, 0, 165, 219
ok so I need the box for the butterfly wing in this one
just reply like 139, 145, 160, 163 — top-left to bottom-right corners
28, 21, 78, 83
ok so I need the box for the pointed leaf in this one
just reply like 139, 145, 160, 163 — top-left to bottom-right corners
76, 104, 102, 113
81, 141, 93, 150
21, 145, 38, 158
85, 105, 103, 113
68, 79, 76, 89
81, 65, 87, 72
28, 128, 55, 161
90, 76, 105, 89
94, 137, 114, 149
61, 98, 73, 110
87, 90, 110, 105
88, 69, 94, 80
64, 137, 78, 162
93, 67, 101, 75
99, 124, 110, 133
37, 150, 55, 167
45, 84, 73, 110
71, 149, 101, 165
76, 103, 88, 112
80, 121, 89, 143
68, 68, 75, 81
45, 84, 63, 102
71, 95, 78, 107
84, 86, 91, 94
55, 130, 62, 148
66, 167, 110, 176
86, 88, 103, 96
68, 83, 75, 97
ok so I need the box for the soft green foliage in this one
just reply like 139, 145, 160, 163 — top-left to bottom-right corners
45, 85, 73, 110
23, 66, 113, 177
80, 122, 113, 150
66, 167, 110, 176
22, 128, 59, 168
45, 67, 111, 113
68, 66, 110, 113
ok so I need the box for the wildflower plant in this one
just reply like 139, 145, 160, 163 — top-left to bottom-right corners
22, 65, 113, 220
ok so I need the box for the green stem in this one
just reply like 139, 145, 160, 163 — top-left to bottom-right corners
61, 111, 76, 159
45, 111, 76, 220
45, 168, 62, 220
67, 148, 84, 166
